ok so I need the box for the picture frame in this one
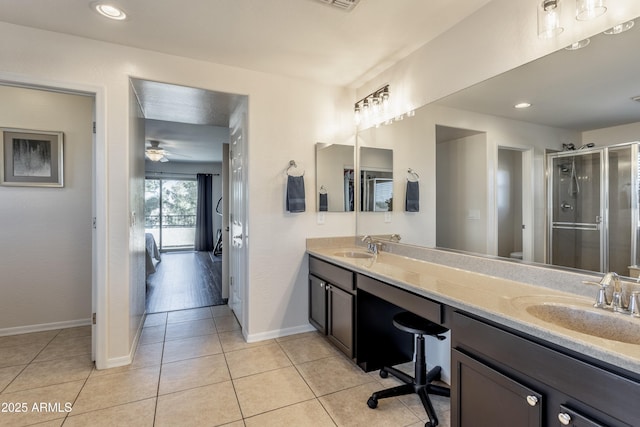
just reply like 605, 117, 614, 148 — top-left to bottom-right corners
0, 128, 64, 187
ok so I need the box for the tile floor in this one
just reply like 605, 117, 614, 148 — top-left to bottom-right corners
0, 305, 451, 426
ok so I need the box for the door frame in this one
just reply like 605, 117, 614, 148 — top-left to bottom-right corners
494, 145, 534, 262
0, 73, 107, 368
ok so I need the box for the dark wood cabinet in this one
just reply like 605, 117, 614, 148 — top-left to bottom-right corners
451, 311, 638, 427
308, 274, 327, 334
452, 349, 542, 427
308, 256, 355, 358
327, 283, 353, 356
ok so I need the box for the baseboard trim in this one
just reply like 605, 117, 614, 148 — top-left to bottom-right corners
0, 318, 91, 337
246, 323, 317, 343
102, 355, 133, 369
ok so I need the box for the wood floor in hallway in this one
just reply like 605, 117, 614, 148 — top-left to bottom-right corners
146, 251, 224, 313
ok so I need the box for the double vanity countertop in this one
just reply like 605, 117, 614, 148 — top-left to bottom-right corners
306, 240, 640, 378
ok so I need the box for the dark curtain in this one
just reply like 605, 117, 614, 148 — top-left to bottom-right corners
195, 173, 214, 251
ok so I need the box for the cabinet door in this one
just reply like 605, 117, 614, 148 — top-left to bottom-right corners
309, 275, 327, 334
452, 349, 542, 427
327, 284, 354, 357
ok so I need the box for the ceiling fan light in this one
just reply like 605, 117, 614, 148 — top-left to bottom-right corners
146, 151, 165, 162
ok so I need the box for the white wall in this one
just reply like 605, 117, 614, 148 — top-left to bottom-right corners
582, 122, 640, 146
0, 85, 93, 333
0, 22, 354, 365
436, 133, 487, 254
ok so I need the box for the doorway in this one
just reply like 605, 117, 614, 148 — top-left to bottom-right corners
132, 78, 248, 321
0, 80, 103, 365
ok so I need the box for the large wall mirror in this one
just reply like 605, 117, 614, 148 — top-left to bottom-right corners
356, 16, 640, 278
315, 143, 355, 212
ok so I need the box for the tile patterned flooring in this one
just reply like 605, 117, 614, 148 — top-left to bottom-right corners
0, 305, 451, 426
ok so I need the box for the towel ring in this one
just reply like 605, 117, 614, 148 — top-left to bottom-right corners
286, 160, 304, 177
319, 185, 327, 194
407, 168, 420, 182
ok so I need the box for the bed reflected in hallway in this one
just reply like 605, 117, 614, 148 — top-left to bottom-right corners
146, 251, 225, 313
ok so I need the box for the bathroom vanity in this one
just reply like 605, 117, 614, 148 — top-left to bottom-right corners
307, 240, 640, 427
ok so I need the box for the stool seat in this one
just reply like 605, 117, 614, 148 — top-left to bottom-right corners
392, 311, 448, 337
367, 311, 450, 427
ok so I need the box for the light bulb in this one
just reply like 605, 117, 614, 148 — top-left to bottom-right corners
576, 0, 606, 21
538, 0, 563, 39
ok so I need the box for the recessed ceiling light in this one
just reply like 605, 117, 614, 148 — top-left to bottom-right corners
94, 3, 127, 20
514, 102, 532, 109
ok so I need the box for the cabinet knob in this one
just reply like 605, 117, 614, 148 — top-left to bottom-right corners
558, 412, 572, 426
525, 395, 538, 407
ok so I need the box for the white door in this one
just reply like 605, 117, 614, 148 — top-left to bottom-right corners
229, 122, 247, 327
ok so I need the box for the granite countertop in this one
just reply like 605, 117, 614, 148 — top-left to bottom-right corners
307, 242, 640, 377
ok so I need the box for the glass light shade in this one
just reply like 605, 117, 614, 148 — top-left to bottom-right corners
575, 0, 606, 21
538, 0, 564, 39
146, 151, 165, 162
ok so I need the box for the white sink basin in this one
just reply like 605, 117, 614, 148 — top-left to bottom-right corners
333, 250, 374, 259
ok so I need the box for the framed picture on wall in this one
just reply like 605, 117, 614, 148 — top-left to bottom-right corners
0, 128, 64, 187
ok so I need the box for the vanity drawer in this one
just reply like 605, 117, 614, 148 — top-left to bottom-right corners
309, 256, 354, 292
357, 274, 443, 324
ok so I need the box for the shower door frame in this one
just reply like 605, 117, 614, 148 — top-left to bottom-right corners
546, 142, 640, 274
546, 147, 606, 272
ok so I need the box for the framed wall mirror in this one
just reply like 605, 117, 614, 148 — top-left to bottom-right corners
315, 142, 355, 212
359, 147, 393, 212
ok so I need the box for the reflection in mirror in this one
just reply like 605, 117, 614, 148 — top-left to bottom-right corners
315, 143, 354, 212
359, 147, 393, 212
355, 16, 640, 278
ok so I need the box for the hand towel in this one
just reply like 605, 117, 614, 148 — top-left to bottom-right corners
319, 193, 328, 211
405, 180, 419, 212
286, 175, 306, 213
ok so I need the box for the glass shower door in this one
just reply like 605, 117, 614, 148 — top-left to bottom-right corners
549, 151, 603, 272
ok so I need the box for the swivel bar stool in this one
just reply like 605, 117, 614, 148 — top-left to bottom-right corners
366, 311, 450, 427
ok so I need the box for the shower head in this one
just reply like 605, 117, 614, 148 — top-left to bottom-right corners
579, 143, 595, 150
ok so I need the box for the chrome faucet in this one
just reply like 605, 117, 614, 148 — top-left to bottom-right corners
361, 235, 381, 254
390, 234, 401, 242
585, 272, 628, 312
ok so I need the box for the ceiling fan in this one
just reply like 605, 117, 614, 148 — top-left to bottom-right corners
145, 140, 169, 162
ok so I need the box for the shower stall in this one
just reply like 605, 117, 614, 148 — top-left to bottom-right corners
547, 142, 639, 276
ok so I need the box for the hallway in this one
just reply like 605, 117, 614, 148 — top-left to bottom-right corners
146, 252, 225, 313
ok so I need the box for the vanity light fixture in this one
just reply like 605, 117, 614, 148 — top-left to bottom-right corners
575, 0, 606, 21
538, 0, 564, 39
603, 20, 634, 35
94, 3, 127, 20
514, 102, 532, 109
354, 84, 390, 126
565, 38, 590, 50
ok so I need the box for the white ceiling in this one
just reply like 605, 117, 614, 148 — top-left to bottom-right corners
0, 0, 490, 163
0, 0, 490, 88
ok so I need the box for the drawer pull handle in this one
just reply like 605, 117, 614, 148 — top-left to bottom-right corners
558, 412, 572, 425
526, 395, 538, 407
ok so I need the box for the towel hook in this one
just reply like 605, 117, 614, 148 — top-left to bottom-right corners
407, 168, 420, 181
286, 160, 304, 176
